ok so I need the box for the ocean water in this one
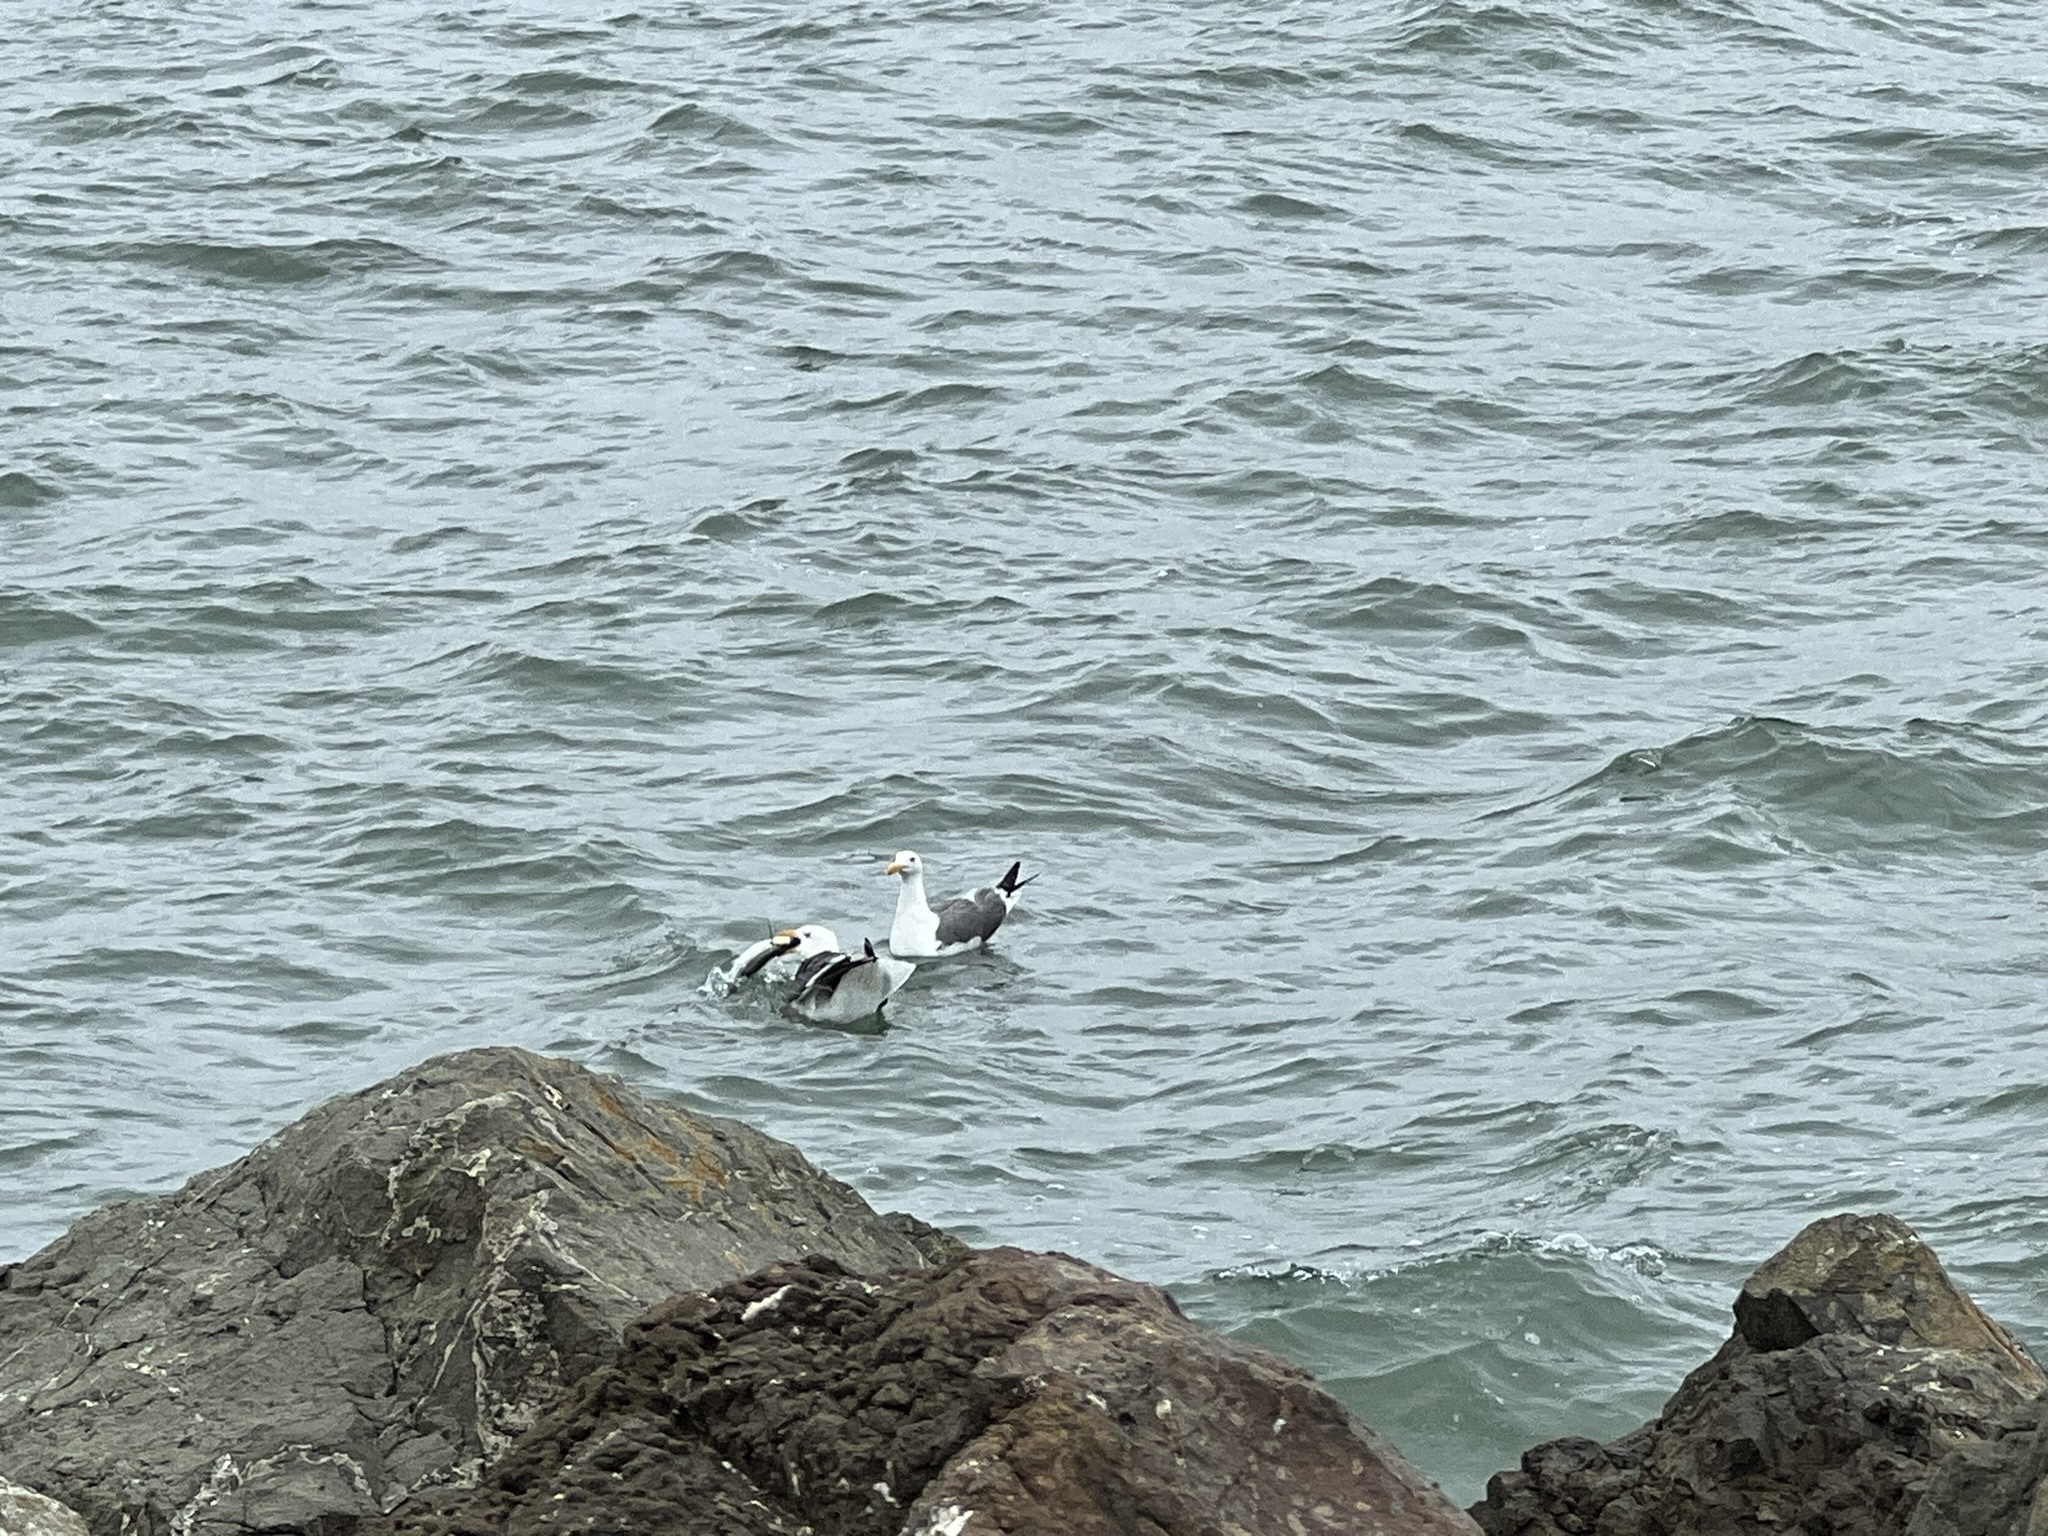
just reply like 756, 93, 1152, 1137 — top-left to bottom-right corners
7, 0, 2048, 1503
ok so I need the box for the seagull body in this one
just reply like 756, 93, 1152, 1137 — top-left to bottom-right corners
706, 924, 840, 996
786, 938, 916, 1024
885, 850, 1033, 958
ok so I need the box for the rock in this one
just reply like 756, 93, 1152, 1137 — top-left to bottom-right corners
1472, 1213, 2046, 1536
0, 1047, 957, 1536
1906, 1395, 2048, 1536
0, 1478, 90, 1536
1734, 1213, 2041, 1366
368, 1246, 1481, 1536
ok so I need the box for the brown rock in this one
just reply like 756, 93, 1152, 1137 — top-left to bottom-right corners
0, 1047, 956, 1536
1906, 1394, 2048, 1536
371, 1246, 1480, 1536
1735, 1212, 2042, 1369
1472, 1213, 2045, 1536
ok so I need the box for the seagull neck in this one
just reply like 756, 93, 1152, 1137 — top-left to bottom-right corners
895, 869, 931, 917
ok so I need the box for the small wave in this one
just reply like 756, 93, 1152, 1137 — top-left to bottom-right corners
1182, 1228, 1714, 1501
317, 821, 660, 928
428, 642, 689, 713
0, 591, 100, 649
896, 382, 1004, 414
1237, 191, 1335, 220
505, 69, 648, 98
677, 248, 790, 287
1510, 716, 2048, 857
1783, 1007, 1932, 1050
30, 948, 354, 1005
0, 1132, 98, 1172
932, 110, 1106, 139
152, 727, 285, 763
1192, 62, 1321, 91
1395, 120, 1548, 169
1968, 225, 2048, 254
89, 237, 439, 288
34, 101, 220, 144
1647, 506, 1846, 545
1674, 263, 1796, 297
1821, 126, 2048, 178
1960, 342, 2048, 425
1378, 0, 1631, 67
395, 343, 560, 385
1791, 263, 1990, 299
1203, 1259, 1352, 1286
690, 505, 782, 542
645, 101, 779, 148
137, 580, 396, 650
1515, 1123, 1683, 1211
1290, 575, 1615, 661
812, 591, 918, 625
448, 97, 599, 133
1626, 0, 1827, 53
1736, 349, 1891, 407
1085, 61, 1325, 111
1196, 1233, 1691, 1332
0, 471, 60, 509
103, 804, 258, 843
1572, 577, 1760, 630
1297, 364, 1431, 407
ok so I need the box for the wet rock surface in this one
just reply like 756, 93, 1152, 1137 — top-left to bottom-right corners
371, 1245, 1479, 1536
1472, 1213, 2047, 1536
0, 1047, 956, 1536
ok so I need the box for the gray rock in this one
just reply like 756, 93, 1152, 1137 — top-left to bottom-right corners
1473, 1213, 2045, 1536
368, 1246, 1482, 1536
0, 1477, 90, 1536
0, 1047, 956, 1536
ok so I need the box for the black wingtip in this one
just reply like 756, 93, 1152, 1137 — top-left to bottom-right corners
998, 861, 1038, 894
863, 937, 877, 959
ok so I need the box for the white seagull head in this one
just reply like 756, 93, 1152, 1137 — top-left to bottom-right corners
884, 850, 923, 879
773, 924, 841, 958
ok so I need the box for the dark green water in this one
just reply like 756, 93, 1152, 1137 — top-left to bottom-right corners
6, 0, 2048, 1502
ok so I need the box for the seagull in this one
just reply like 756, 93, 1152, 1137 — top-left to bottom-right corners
786, 938, 916, 1024
703, 924, 839, 997
884, 850, 1034, 958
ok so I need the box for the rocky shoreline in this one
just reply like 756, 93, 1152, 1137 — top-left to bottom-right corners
0, 1047, 2040, 1536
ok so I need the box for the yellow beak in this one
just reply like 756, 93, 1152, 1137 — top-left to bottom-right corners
772, 929, 801, 946
885, 861, 906, 875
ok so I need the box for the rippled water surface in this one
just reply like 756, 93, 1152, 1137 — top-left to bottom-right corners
8, 0, 2048, 1501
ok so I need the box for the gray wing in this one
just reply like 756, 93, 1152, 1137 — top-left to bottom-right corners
933, 888, 1007, 947
789, 951, 851, 1001
789, 948, 873, 1005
